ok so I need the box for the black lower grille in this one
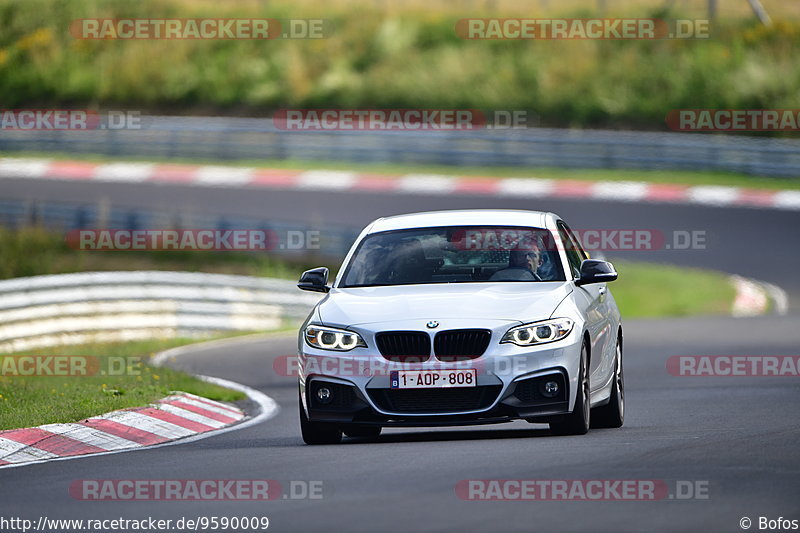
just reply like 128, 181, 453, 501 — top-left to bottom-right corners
512, 374, 567, 405
375, 331, 431, 362
434, 329, 491, 361
369, 385, 501, 413
309, 381, 357, 410
513, 379, 539, 403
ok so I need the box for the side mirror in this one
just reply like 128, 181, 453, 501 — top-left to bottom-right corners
575, 259, 618, 286
298, 267, 330, 293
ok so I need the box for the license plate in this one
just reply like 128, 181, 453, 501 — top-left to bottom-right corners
390, 369, 477, 389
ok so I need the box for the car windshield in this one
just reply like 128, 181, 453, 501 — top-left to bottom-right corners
340, 226, 566, 287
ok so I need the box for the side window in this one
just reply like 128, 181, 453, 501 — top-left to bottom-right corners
562, 222, 589, 260
557, 222, 583, 279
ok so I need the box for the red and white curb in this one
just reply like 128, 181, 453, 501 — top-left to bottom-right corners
0, 392, 242, 467
2, 157, 800, 211
0, 376, 278, 470
731, 275, 789, 317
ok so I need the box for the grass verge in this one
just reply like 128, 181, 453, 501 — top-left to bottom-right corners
0, 226, 322, 280
610, 259, 736, 318
0, 335, 251, 431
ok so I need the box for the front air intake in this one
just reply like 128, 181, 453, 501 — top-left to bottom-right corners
375, 331, 431, 362
433, 329, 491, 361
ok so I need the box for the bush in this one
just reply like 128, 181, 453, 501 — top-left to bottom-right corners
0, 0, 798, 129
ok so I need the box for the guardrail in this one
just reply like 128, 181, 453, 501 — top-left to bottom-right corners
1, 116, 799, 178
0, 271, 322, 353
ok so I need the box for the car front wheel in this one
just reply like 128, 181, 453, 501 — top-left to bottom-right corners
299, 391, 343, 445
591, 338, 624, 429
550, 342, 590, 436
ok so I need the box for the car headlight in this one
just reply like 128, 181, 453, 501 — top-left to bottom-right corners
501, 318, 574, 346
305, 325, 367, 351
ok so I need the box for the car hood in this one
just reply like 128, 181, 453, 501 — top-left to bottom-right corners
317, 282, 572, 327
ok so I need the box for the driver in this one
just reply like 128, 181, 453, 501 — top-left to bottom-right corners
511, 247, 542, 276
526, 248, 542, 274
490, 245, 543, 281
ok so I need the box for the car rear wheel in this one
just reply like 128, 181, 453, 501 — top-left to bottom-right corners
299, 391, 343, 445
591, 338, 625, 429
550, 342, 590, 436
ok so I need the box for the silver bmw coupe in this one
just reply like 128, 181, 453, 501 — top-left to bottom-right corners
297, 210, 624, 444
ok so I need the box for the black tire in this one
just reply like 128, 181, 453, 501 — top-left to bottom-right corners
591, 338, 625, 429
550, 342, 590, 436
342, 425, 382, 439
299, 391, 342, 445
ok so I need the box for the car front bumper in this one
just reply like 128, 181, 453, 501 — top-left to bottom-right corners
299, 332, 583, 427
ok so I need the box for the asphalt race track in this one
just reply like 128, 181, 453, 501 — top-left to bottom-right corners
1, 176, 799, 532
0, 317, 799, 532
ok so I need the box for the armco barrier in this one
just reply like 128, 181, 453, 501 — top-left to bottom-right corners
1, 116, 798, 178
0, 271, 323, 353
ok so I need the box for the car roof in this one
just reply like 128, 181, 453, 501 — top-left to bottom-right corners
367, 209, 557, 233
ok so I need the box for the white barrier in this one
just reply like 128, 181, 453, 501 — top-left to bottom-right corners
0, 271, 323, 353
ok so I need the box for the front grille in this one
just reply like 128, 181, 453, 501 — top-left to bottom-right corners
375, 331, 431, 362
434, 329, 491, 361
368, 385, 501, 413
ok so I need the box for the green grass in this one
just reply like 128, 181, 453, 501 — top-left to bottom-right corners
1, 0, 799, 131
610, 259, 736, 318
0, 226, 323, 281
0, 336, 249, 431
5, 151, 800, 191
